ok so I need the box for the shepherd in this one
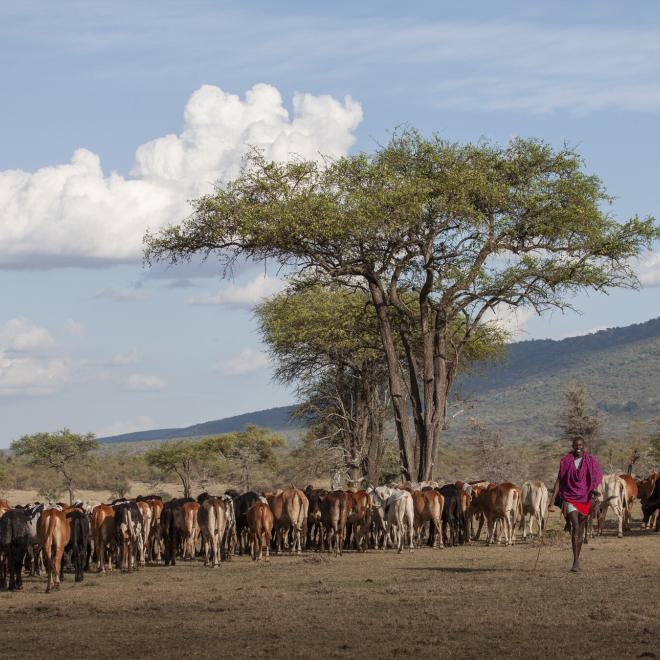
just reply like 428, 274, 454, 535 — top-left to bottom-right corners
548, 437, 602, 572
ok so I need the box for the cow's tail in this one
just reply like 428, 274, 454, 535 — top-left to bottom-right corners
44, 513, 57, 562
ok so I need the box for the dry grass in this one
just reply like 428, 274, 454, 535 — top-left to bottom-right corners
1, 509, 658, 660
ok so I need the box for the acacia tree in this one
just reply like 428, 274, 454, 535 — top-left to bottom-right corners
558, 384, 604, 453
145, 130, 658, 480
11, 429, 99, 504
257, 286, 391, 485
144, 439, 219, 498
203, 425, 285, 491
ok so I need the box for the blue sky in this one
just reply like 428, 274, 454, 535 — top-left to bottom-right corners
0, 1, 658, 445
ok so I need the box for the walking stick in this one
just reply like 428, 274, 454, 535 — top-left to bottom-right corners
533, 537, 544, 572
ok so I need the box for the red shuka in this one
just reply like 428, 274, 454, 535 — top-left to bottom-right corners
565, 498, 591, 516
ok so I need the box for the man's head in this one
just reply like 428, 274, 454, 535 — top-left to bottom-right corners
572, 437, 585, 457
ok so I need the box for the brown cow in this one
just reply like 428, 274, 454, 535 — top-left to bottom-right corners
147, 498, 164, 562
320, 491, 349, 555
198, 497, 227, 567
638, 472, 660, 530
618, 474, 638, 531
181, 501, 200, 560
304, 487, 327, 550
38, 507, 70, 592
266, 489, 309, 554
91, 504, 115, 573
247, 501, 273, 561
346, 490, 373, 552
473, 483, 521, 545
412, 490, 445, 548
0, 499, 10, 517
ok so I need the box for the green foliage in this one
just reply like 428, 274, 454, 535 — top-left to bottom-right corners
144, 438, 222, 498
203, 425, 286, 490
11, 429, 99, 504
145, 128, 658, 480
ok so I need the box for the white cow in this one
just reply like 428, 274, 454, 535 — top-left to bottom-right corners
384, 489, 414, 553
597, 475, 627, 538
367, 486, 393, 549
519, 481, 548, 539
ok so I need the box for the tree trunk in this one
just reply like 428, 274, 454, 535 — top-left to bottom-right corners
368, 281, 416, 480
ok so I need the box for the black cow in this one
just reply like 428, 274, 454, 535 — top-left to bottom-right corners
437, 484, 463, 546
642, 476, 660, 532
158, 498, 193, 566
0, 509, 30, 590
65, 510, 90, 582
229, 491, 261, 555
113, 501, 144, 570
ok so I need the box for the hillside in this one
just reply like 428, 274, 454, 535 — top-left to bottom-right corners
100, 406, 299, 444
446, 316, 660, 442
100, 317, 660, 445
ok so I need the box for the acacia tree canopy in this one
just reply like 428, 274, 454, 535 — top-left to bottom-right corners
11, 429, 99, 504
145, 129, 658, 480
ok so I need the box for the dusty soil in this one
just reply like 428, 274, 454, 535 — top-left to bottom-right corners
1, 510, 658, 660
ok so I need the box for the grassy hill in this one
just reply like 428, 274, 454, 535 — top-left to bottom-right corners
100, 406, 300, 444
100, 316, 660, 446
446, 316, 660, 442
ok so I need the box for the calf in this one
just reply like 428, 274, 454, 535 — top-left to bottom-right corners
0, 508, 30, 591
65, 510, 90, 582
519, 481, 548, 539
247, 502, 273, 561
38, 507, 71, 592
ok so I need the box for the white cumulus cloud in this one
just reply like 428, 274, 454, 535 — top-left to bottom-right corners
188, 274, 285, 308
0, 84, 362, 268
125, 374, 166, 391
0, 355, 70, 397
0, 318, 56, 353
215, 348, 272, 376
637, 251, 660, 287
484, 306, 536, 339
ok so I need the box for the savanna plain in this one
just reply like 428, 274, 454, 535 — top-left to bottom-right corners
0, 507, 658, 660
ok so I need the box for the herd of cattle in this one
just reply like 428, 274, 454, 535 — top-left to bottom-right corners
0, 470, 658, 593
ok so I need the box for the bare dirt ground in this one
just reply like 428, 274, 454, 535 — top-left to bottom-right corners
1, 510, 658, 660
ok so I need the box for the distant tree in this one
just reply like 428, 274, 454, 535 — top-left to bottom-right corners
465, 419, 517, 483
144, 439, 220, 498
204, 425, 286, 491
11, 429, 99, 504
257, 286, 393, 485
558, 384, 604, 454
145, 129, 657, 480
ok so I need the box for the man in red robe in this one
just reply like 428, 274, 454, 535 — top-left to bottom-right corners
549, 437, 603, 572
